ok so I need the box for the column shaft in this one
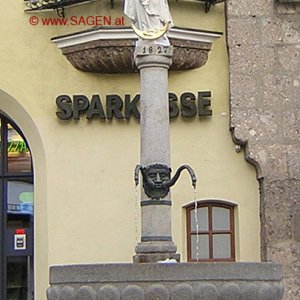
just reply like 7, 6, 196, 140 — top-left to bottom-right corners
133, 45, 180, 263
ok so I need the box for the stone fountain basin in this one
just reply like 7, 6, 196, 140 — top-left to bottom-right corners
47, 262, 283, 299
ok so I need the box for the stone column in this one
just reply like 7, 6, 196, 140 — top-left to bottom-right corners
133, 43, 180, 263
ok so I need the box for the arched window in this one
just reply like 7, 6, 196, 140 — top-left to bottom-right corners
186, 201, 235, 262
0, 114, 34, 299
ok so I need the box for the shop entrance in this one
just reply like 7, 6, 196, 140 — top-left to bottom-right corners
0, 115, 34, 299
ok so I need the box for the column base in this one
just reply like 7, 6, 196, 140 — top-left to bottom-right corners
133, 252, 180, 263
133, 241, 180, 263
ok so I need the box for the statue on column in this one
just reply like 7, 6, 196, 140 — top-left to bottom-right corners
124, 0, 173, 42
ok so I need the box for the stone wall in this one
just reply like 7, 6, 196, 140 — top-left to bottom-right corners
47, 263, 283, 300
226, 0, 300, 299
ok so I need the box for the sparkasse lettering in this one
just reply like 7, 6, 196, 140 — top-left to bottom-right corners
56, 92, 212, 121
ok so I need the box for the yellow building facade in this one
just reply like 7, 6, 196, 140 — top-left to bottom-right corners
0, 1, 260, 299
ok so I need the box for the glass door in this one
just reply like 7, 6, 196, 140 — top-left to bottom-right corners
0, 115, 34, 300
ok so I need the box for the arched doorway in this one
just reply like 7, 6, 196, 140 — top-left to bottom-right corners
0, 114, 34, 299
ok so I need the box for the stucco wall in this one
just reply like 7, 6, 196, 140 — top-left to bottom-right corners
0, 1, 263, 299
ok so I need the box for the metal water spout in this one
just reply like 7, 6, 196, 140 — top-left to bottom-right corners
134, 163, 197, 200
165, 164, 197, 189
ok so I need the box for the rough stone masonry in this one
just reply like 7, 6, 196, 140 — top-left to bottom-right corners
226, 0, 300, 298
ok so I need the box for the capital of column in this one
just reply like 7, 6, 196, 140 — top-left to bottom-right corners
134, 44, 173, 70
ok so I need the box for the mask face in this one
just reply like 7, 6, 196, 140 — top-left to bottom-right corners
142, 164, 171, 199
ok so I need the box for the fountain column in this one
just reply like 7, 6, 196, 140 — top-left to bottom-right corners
133, 44, 180, 263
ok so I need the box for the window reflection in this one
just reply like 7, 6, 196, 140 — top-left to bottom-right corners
7, 123, 32, 173
191, 235, 209, 260
7, 256, 28, 300
7, 181, 34, 215
213, 234, 231, 259
191, 207, 208, 231
7, 181, 34, 228
212, 207, 230, 231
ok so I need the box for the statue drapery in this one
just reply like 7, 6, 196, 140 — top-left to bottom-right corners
124, 0, 173, 40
